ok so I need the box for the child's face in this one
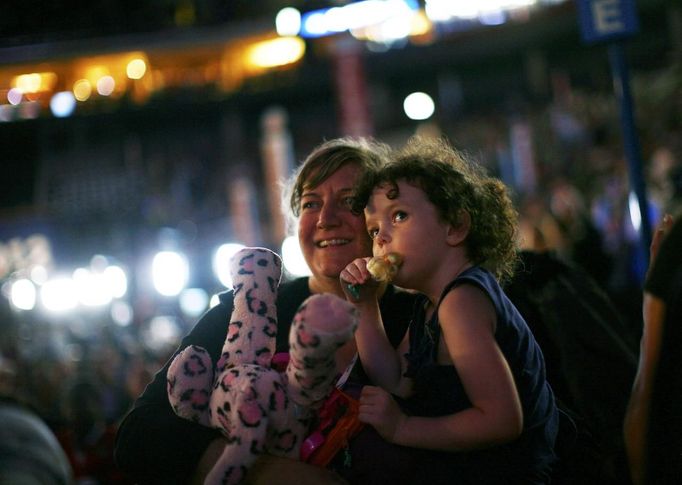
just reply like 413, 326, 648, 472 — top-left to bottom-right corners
364, 180, 452, 288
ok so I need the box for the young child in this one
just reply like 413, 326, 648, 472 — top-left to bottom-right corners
340, 136, 559, 484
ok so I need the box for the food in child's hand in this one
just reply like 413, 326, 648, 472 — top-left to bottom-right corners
345, 253, 403, 299
367, 252, 403, 282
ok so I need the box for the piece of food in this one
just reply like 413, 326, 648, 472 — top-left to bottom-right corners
367, 252, 403, 282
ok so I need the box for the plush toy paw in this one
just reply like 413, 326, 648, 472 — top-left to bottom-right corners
286, 293, 358, 408
167, 345, 213, 427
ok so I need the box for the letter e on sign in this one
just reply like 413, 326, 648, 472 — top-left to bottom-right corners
576, 0, 639, 44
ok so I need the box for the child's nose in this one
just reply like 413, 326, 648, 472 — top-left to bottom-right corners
375, 229, 390, 246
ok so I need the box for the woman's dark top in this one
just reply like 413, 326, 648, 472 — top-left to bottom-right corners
400, 266, 559, 484
114, 276, 417, 484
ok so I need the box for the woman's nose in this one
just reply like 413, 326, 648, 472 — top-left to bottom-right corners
316, 203, 341, 229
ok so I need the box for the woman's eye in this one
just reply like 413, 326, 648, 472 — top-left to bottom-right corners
393, 211, 407, 222
342, 197, 354, 208
301, 200, 319, 210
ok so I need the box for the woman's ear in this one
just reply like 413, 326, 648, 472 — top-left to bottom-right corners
446, 210, 470, 247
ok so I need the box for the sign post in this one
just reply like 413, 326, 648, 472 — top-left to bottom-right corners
576, 0, 652, 267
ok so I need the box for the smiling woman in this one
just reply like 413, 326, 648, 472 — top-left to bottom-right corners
114, 136, 421, 484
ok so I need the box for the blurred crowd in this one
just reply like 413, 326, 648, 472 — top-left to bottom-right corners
0, 59, 680, 483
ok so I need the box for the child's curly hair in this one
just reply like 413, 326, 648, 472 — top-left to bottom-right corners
352, 136, 519, 281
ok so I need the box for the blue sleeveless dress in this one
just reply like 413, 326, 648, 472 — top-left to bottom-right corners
399, 266, 559, 484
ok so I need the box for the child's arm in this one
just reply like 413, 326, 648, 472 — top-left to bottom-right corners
341, 258, 412, 396
360, 284, 523, 451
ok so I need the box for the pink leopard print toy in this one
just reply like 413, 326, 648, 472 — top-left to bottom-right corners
167, 247, 358, 484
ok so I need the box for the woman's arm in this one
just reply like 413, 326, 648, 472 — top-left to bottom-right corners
623, 294, 666, 485
623, 214, 675, 484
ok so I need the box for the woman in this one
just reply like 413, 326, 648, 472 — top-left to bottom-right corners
114, 137, 420, 484
624, 214, 682, 484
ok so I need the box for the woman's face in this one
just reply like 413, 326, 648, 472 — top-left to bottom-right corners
298, 163, 372, 281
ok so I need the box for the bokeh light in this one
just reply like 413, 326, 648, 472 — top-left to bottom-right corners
41, 277, 78, 312
403, 91, 435, 120
73, 79, 92, 101
97, 75, 116, 96
7, 88, 22, 105
10, 278, 36, 311
179, 288, 209, 317
281, 235, 311, 276
126, 58, 147, 79
50, 91, 77, 118
152, 251, 189, 297
276, 7, 301, 36
213, 243, 245, 288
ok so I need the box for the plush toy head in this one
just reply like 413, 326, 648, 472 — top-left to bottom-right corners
167, 247, 357, 485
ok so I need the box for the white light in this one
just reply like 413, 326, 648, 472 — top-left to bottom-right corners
97, 76, 115, 96
628, 191, 642, 233
479, 10, 506, 25
10, 279, 36, 310
403, 91, 435, 120
213, 243, 245, 288
302, 12, 328, 36
276, 7, 302, 36
30, 265, 48, 285
49, 91, 76, 118
144, 316, 182, 351
111, 300, 133, 326
7, 88, 23, 105
104, 265, 128, 298
152, 251, 189, 297
425, 0, 536, 21
209, 293, 221, 308
300, 0, 418, 38
41, 277, 78, 312
281, 236, 311, 276
179, 288, 209, 317
73, 267, 112, 307
126, 59, 147, 79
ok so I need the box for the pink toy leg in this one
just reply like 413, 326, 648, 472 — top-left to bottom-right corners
206, 364, 298, 485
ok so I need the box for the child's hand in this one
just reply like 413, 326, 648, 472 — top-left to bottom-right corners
340, 257, 379, 303
358, 385, 406, 444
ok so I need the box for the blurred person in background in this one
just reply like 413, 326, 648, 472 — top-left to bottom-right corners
548, 178, 612, 289
624, 214, 682, 484
0, 395, 74, 485
114, 137, 420, 484
55, 377, 132, 485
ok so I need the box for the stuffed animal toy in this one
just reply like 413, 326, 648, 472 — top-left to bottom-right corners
167, 247, 358, 485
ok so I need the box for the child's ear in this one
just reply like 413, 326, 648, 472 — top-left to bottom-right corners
446, 210, 470, 247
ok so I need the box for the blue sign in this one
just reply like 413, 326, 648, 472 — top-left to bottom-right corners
576, 0, 639, 44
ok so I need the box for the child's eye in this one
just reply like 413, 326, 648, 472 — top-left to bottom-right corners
368, 228, 379, 239
392, 210, 408, 222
